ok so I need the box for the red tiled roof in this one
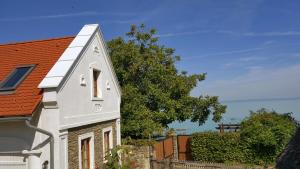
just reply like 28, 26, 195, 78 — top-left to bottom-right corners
0, 37, 74, 117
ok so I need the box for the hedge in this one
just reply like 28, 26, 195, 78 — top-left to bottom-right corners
190, 109, 297, 166
190, 132, 245, 163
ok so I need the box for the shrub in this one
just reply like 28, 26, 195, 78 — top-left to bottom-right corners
190, 109, 297, 166
240, 108, 297, 165
190, 132, 245, 163
103, 146, 135, 169
122, 137, 155, 146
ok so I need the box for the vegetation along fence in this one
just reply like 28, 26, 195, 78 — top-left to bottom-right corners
151, 160, 263, 169
152, 136, 264, 169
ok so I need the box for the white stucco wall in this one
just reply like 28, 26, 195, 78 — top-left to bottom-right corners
32, 108, 60, 169
57, 31, 121, 130
0, 108, 61, 169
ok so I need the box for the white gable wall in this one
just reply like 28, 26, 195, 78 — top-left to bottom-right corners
57, 31, 121, 130
19, 24, 122, 169
0, 24, 121, 169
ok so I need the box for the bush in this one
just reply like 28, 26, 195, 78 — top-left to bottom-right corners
190, 109, 297, 166
103, 146, 135, 169
240, 108, 297, 165
190, 132, 245, 163
122, 137, 155, 146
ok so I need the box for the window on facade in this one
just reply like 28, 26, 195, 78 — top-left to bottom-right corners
81, 138, 91, 169
104, 131, 110, 154
0, 65, 34, 91
93, 69, 100, 98
103, 127, 113, 161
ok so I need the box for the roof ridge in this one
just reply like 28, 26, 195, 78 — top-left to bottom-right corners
0, 36, 75, 46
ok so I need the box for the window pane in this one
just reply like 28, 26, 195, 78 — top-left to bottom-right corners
81, 138, 90, 169
1, 67, 31, 89
104, 131, 110, 153
93, 69, 100, 97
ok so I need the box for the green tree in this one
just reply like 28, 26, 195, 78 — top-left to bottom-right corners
107, 24, 226, 138
240, 108, 297, 165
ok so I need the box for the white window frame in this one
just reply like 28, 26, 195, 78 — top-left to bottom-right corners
60, 132, 68, 169
116, 119, 121, 145
78, 132, 95, 169
102, 126, 113, 162
89, 62, 103, 101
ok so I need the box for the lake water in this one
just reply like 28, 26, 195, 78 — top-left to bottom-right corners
168, 98, 300, 135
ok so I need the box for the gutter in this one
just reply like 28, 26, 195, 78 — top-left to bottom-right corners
0, 116, 30, 122
0, 116, 54, 169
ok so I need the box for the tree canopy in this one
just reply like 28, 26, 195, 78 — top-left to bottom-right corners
107, 24, 226, 138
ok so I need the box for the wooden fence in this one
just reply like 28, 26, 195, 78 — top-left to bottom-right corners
154, 135, 192, 161
177, 135, 192, 161
153, 137, 174, 160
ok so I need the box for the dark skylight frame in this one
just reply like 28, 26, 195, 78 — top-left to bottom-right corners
0, 65, 35, 91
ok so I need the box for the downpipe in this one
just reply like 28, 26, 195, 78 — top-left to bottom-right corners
25, 119, 54, 169
0, 117, 54, 169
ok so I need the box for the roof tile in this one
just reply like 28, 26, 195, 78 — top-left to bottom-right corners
0, 37, 74, 117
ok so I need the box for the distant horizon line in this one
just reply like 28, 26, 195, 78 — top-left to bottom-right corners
221, 97, 300, 103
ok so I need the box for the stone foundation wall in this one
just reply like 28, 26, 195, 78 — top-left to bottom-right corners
123, 145, 152, 169
68, 120, 117, 169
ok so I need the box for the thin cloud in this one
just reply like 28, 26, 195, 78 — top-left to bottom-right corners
216, 30, 238, 35
194, 64, 300, 101
157, 29, 300, 38
217, 30, 300, 37
290, 53, 300, 58
101, 19, 137, 24
0, 11, 136, 22
263, 40, 276, 45
157, 30, 236, 38
218, 30, 300, 37
184, 47, 266, 60
245, 66, 264, 71
243, 31, 300, 37
223, 63, 235, 69
200, 47, 265, 57
222, 57, 265, 69
239, 56, 266, 62
156, 30, 211, 37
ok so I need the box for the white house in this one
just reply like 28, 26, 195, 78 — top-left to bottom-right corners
0, 24, 121, 169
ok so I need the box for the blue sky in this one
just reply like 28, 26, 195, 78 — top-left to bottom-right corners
1, 0, 300, 101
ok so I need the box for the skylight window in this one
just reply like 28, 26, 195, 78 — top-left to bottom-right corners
0, 65, 35, 91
